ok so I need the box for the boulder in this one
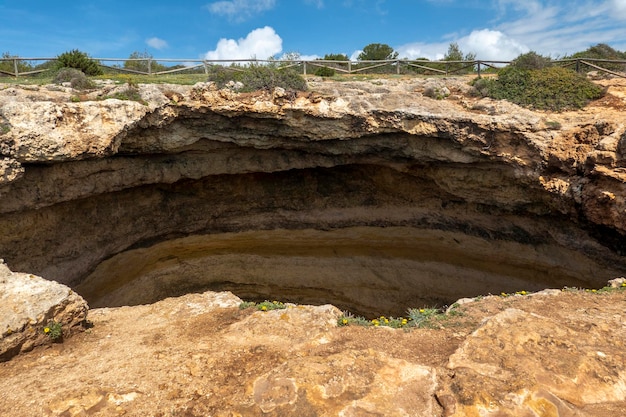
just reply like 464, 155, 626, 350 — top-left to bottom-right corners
0, 261, 88, 361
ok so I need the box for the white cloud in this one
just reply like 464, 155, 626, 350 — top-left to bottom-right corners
395, 1, 626, 63
396, 30, 528, 62
206, 0, 276, 21
146, 37, 168, 50
609, 0, 626, 19
459, 29, 528, 61
204, 26, 283, 61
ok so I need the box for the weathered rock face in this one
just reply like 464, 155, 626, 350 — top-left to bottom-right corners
0, 261, 88, 361
0, 78, 625, 315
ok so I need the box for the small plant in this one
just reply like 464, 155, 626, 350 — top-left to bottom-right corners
0, 123, 10, 135
239, 301, 256, 310
314, 66, 336, 77
256, 300, 286, 311
106, 86, 146, 105
238, 300, 287, 311
544, 120, 562, 130
406, 308, 440, 328
43, 320, 63, 341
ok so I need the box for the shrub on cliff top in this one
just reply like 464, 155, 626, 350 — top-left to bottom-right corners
55, 49, 103, 76
473, 66, 604, 111
53, 68, 94, 90
207, 64, 307, 92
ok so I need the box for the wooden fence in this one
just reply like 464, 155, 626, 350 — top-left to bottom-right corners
1, 57, 625, 78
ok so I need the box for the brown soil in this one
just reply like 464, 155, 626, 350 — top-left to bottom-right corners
1, 288, 624, 416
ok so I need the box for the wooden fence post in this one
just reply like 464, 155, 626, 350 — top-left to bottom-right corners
303, 61, 307, 75
14, 59, 18, 77
477, 61, 481, 78
148, 59, 152, 75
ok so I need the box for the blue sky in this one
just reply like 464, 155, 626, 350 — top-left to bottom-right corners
1, 0, 626, 62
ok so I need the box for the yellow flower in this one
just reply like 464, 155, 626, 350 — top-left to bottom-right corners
372, 319, 380, 326
44, 327, 50, 333
419, 309, 425, 313
341, 318, 348, 325
401, 319, 408, 325
621, 282, 626, 287
261, 305, 268, 311
520, 290, 527, 295
500, 292, 507, 297
591, 289, 597, 293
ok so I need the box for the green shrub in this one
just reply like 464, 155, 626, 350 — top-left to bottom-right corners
208, 64, 307, 92
314, 66, 335, 77
475, 66, 604, 111
511, 51, 551, 70
53, 67, 94, 90
55, 49, 102, 76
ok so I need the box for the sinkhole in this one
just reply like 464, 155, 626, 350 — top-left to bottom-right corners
75, 226, 617, 318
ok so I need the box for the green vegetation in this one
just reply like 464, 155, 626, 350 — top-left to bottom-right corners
441, 42, 476, 74
314, 66, 336, 77
568, 43, 626, 73
473, 64, 605, 111
53, 67, 94, 90
511, 51, 551, 70
207, 63, 307, 92
322, 53, 349, 61
43, 320, 63, 341
123, 51, 168, 74
239, 300, 287, 312
338, 304, 464, 329
55, 49, 103, 76
0, 52, 32, 75
358, 43, 398, 61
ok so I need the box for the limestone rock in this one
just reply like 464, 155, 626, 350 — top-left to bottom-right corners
0, 261, 88, 361
446, 307, 626, 416
0, 157, 23, 184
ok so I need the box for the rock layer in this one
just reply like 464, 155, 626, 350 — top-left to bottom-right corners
0, 78, 625, 314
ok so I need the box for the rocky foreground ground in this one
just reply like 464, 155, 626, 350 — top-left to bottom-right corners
1, 262, 625, 416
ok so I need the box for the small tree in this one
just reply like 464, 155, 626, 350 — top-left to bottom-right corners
358, 43, 398, 61
55, 49, 102, 76
0, 52, 32, 75
124, 51, 167, 74
441, 43, 476, 74
323, 53, 349, 61
569, 43, 626, 74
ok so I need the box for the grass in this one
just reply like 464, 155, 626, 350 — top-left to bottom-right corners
338, 304, 464, 330
239, 300, 287, 312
